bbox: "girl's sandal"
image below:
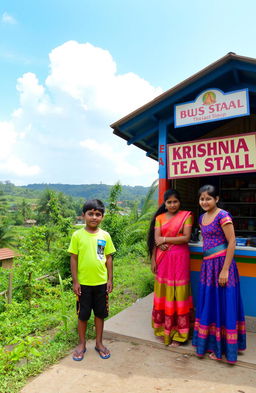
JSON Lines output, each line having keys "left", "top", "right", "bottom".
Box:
{"left": 208, "top": 352, "right": 218, "bottom": 360}
{"left": 170, "top": 340, "right": 180, "bottom": 347}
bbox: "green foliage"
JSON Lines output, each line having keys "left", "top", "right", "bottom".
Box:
{"left": 57, "top": 217, "right": 73, "bottom": 235}
{"left": 11, "top": 211, "right": 24, "bottom": 226}
{"left": 13, "top": 227, "right": 46, "bottom": 304}
{"left": 36, "top": 189, "right": 76, "bottom": 226}
{"left": 107, "top": 181, "right": 122, "bottom": 214}
{"left": 102, "top": 213, "right": 128, "bottom": 250}
{"left": 0, "top": 181, "right": 154, "bottom": 209}
{"left": 0, "top": 237, "right": 154, "bottom": 392}
{"left": 41, "top": 224, "right": 59, "bottom": 252}
{"left": 22, "top": 182, "right": 154, "bottom": 201}
{"left": 58, "top": 273, "right": 72, "bottom": 339}
{"left": 0, "top": 282, "right": 76, "bottom": 345}
{"left": 0, "top": 218, "right": 16, "bottom": 248}
{"left": 18, "top": 199, "right": 32, "bottom": 222}
{"left": 50, "top": 239, "right": 71, "bottom": 279}
{"left": 3, "top": 335, "right": 42, "bottom": 370}
{"left": 102, "top": 182, "right": 129, "bottom": 249}
{"left": 119, "top": 180, "right": 158, "bottom": 255}
{"left": 139, "top": 179, "right": 158, "bottom": 217}
{"left": 0, "top": 181, "right": 41, "bottom": 206}
{"left": 0, "top": 180, "right": 158, "bottom": 392}
{"left": 109, "top": 254, "right": 153, "bottom": 315}
{"left": 37, "top": 189, "right": 61, "bottom": 225}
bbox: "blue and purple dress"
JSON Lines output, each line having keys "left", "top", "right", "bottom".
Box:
{"left": 192, "top": 209, "right": 246, "bottom": 363}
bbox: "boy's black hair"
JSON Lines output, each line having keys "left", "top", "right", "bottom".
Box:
{"left": 82, "top": 199, "right": 105, "bottom": 215}
{"left": 147, "top": 189, "right": 181, "bottom": 257}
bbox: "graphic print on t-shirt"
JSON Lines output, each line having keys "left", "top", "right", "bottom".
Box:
{"left": 97, "top": 239, "right": 106, "bottom": 260}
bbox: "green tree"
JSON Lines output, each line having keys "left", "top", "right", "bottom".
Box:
{"left": 125, "top": 180, "right": 158, "bottom": 247}
{"left": 0, "top": 219, "right": 16, "bottom": 248}
{"left": 17, "top": 226, "right": 45, "bottom": 305}
{"left": 37, "top": 189, "right": 76, "bottom": 225}
{"left": 107, "top": 181, "right": 122, "bottom": 214}
{"left": 42, "top": 225, "right": 59, "bottom": 252}
{"left": 18, "top": 199, "right": 32, "bottom": 222}
{"left": 37, "top": 189, "right": 62, "bottom": 224}
{"left": 72, "top": 197, "right": 84, "bottom": 216}
{"left": 0, "top": 190, "right": 8, "bottom": 217}
{"left": 102, "top": 182, "right": 128, "bottom": 249}
{"left": 11, "top": 211, "right": 24, "bottom": 225}
{"left": 51, "top": 236, "right": 71, "bottom": 278}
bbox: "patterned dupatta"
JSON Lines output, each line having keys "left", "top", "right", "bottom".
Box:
{"left": 155, "top": 210, "right": 191, "bottom": 265}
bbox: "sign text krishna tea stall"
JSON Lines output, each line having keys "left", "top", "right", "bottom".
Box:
{"left": 168, "top": 133, "right": 256, "bottom": 178}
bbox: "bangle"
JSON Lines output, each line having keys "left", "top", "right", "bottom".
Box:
{"left": 164, "top": 237, "right": 166, "bottom": 243}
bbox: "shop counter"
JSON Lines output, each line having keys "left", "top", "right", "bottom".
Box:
{"left": 189, "top": 242, "right": 256, "bottom": 317}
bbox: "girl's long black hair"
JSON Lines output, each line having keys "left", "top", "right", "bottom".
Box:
{"left": 198, "top": 184, "right": 219, "bottom": 198}
{"left": 147, "top": 189, "right": 181, "bottom": 258}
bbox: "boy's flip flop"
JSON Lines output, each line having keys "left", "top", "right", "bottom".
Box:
{"left": 72, "top": 348, "right": 86, "bottom": 361}
{"left": 95, "top": 346, "right": 111, "bottom": 359}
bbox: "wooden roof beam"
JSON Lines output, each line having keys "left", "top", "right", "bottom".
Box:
{"left": 127, "top": 126, "right": 158, "bottom": 145}
{"left": 233, "top": 69, "right": 240, "bottom": 84}
{"left": 146, "top": 149, "right": 158, "bottom": 159}
{"left": 168, "top": 134, "right": 179, "bottom": 143}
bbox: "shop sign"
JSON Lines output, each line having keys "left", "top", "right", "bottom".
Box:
{"left": 174, "top": 88, "right": 249, "bottom": 128}
{"left": 167, "top": 133, "right": 256, "bottom": 179}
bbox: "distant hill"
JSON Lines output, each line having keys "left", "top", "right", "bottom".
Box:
{"left": 21, "top": 183, "right": 155, "bottom": 201}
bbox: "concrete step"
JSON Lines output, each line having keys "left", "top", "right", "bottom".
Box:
{"left": 104, "top": 293, "right": 256, "bottom": 369}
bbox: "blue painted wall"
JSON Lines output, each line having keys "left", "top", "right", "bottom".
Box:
{"left": 190, "top": 271, "right": 256, "bottom": 317}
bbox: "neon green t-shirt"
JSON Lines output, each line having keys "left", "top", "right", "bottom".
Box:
{"left": 68, "top": 227, "right": 116, "bottom": 286}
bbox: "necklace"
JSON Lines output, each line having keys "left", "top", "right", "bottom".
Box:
{"left": 206, "top": 207, "right": 218, "bottom": 217}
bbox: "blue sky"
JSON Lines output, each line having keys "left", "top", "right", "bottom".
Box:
{"left": 1, "top": 0, "right": 256, "bottom": 186}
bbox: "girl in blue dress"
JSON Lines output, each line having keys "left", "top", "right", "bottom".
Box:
{"left": 192, "top": 185, "right": 246, "bottom": 363}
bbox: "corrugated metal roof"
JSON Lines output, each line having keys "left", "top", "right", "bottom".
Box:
{"left": 0, "top": 248, "right": 16, "bottom": 261}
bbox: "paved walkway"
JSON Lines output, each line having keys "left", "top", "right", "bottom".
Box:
{"left": 104, "top": 293, "right": 256, "bottom": 368}
{"left": 20, "top": 293, "right": 256, "bottom": 393}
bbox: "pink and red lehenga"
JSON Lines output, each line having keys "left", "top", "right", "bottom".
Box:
{"left": 152, "top": 210, "right": 194, "bottom": 345}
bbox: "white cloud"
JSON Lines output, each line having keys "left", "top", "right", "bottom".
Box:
{"left": 80, "top": 138, "right": 158, "bottom": 179}
{"left": 0, "top": 121, "right": 17, "bottom": 159}
{"left": 2, "top": 41, "right": 161, "bottom": 186}
{"left": 0, "top": 121, "right": 41, "bottom": 177}
{"left": 0, "top": 156, "right": 40, "bottom": 176}
{"left": 46, "top": 40, "right": 162, "bottom": 116}
{"left": 16, "top": 72, "right": 62, "bottom": 115}
{"left": 1, "top": 12, "right": 17, "bottom": 25}
{"left": 80, "top": 138, "right": 136, "bottom": 175}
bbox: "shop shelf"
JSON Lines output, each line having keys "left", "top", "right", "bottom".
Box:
{"left": 232, "top": 216, "right": 256, "bottom": 219}
{"left": 222, "top": 202, "right": 256, "bottom": 204}
{"left": 235, "top": 229, "right": 256, "bottom": 232}
{"left": 221, "top": 187, "right": 256, "bottom": 191}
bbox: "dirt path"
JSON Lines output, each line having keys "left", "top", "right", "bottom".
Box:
{"left": 20, "top": 339, "right": 256, "bottom": 393}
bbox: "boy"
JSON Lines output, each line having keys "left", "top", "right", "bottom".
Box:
{"left": 68, "top": 199, "right": 115, "bottom": 360}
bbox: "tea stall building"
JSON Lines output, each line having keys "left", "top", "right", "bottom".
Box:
{"left": 111, "top": 53, "right": 256, "bottom": 326}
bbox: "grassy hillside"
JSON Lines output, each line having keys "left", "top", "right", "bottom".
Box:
{"left": 0, "top": 181, "right": 155, "bottom": 203}
{"left": 22, "top": 183, "right": 154, "bottom": 201}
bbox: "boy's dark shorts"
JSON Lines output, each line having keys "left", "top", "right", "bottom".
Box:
{"left": 77, "top": 284, "right": 109, "bottom": 321}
